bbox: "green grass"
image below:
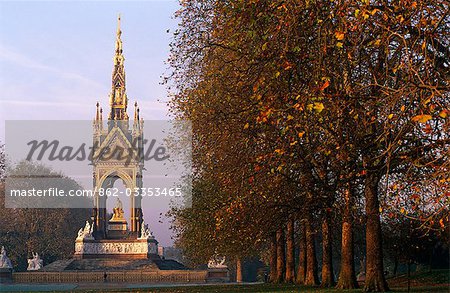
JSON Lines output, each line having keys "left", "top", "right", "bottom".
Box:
{"left": 388, "top": 269, "right": 449, "bottom": 285}
{"left": 2, "top": 270, "right": 448, "bottom": 292}
{"left": 72, "top": 283, "right": 450, "bottom": 293}
{"left": 77, "top": 270, "right": 449, "bottom": 292}
{"left": 2, "top": 283, "right": 448, "bottom": 293}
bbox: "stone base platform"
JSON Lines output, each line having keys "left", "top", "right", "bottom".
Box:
{"left": 12, "top": 259, "right": 207, "bottom": 284}
{"left": 41, "top": 258, "right": 187, "bottom": 272}
{"left": 42, "top": 259, "right": 159, "bottom": 272}
{"left": 11, "top": 260, "right": 229, "bottom": 284}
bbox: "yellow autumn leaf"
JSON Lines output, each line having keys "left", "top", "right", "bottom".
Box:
{"left": 336, "top": 42, "right": 343, "bottom": 49}
{"left": 287, "top": 115, "right": 294, "bottom": 120}
{"left": 313, "top": 102, "right": 325, "bottom": 113}
{"left": 262, "top": 42, "right": 268, "bottom": 51}
{"left": 423, "top": 98, "right": 431, "bottom": 105}
{"left": 335, "top": 31, "right": 345, "bottom": 41}
{"left": 388, "top": 114, "right": 394, "bottom": 119}
{"left": 274, "top": 149, "right": 284, "bottom": 155}
{"left": 439, "top": 110, "right": 448, "bottom": 118}
{"left": 244, "top": 123, "right": 249, "bottom": 129}
{"left": 412, "top": 114, "right": 432, "bottom": 123}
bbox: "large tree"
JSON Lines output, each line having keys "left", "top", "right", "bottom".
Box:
{"left": 167, "top": 1, "right": 449, "bottom": 291}
{"left": 0, "top": 159, "right": 90, "bottom": 271}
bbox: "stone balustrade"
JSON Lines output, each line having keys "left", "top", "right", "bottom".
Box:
{"left": 13, "top": 270, "right": 208, "bottom": 283}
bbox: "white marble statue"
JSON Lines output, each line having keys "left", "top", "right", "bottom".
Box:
{"left": 116, "top": 197, "right": 123, "bottom": 210}
{"left": 27, "top": 252, "right": 43, "bottom": 271}
{"left": 76, "top": 220, "right": 94, "bottom": 240}
{"left": 138, "top": 220, "right": 153, "bottom": 239}
{"left": 207, "top": 255, "right": 227, "bottom": 269}
{"left": 0, "top": 246, "right": 13, "bottom": 269}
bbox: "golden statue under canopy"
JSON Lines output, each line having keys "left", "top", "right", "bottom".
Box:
{"left": 111, "top": 198, "right": 125, "bottom": 221}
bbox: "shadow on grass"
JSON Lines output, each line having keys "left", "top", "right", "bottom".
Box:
{"left": 73, "top": 282, "right": 449, "bottom": 293}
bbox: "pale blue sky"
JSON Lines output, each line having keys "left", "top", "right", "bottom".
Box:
{"left": 0, "top": 1, "right": 181, "bottom": 246}
{"left": 0, "top": 0, "right": 179, "bottom": 139}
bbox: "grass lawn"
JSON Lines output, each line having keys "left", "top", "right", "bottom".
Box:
{"left": 2, "top": 270, "right": 448, "bottom": 292}
{"left": 3, "top": 283, "right": 448, "bottom": 293}
{"left": 76, "top": 269, "right": 449, "bottom": 292}
{"left": 72, "top": 282, "right": 450, "bottom": 293}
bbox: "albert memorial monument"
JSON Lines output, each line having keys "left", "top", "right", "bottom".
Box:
{"left": 73, "top": 15, "right": 158, "bottom": 261}
{"left": 2, "top": 16, "right": 229, "bottom": 284}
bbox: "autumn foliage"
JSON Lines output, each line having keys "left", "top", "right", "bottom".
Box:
{"left": 167, "top": 0, "right": 449, "bottom": 291}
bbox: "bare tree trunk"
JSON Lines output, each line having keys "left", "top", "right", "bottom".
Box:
{"left": 236, "top": 257, "right": 243, "bottom": 283}
{"left": 305, "top": 216, "right": 319, "bottom": 286}
{"left": 364, "top": 171, "right": 389, "bottom": 292}
{"left": 321, "top": 211, "right": 334, "bottom": 287}
{"left": 269, "top": 232, "right": 277, "bottom": 283}
{"left": 276, "top": 227, "right": 285, "bottom": 283}
{"left": 285, "top": 218, "right": 295, "bottom": 282}
{"left": 337, "top": 186, "right": 358, "bottom": 289}
{"left": 296, "top": 221, "right": 307, "bottom": 284}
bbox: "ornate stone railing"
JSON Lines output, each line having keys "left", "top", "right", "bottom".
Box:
{"left": 12, "top": 270, "right": 208, "bottom": 283}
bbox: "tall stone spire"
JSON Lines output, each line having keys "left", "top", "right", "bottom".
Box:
{"left": 109, "top": 14, "right": 128, "bottom": 120}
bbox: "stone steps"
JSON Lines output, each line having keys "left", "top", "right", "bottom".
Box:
{"left": 65, "top": 259, "right": 159, "bottom": 271}
{"left": 41, "top": 259, "right": 75, "bottom": 272}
